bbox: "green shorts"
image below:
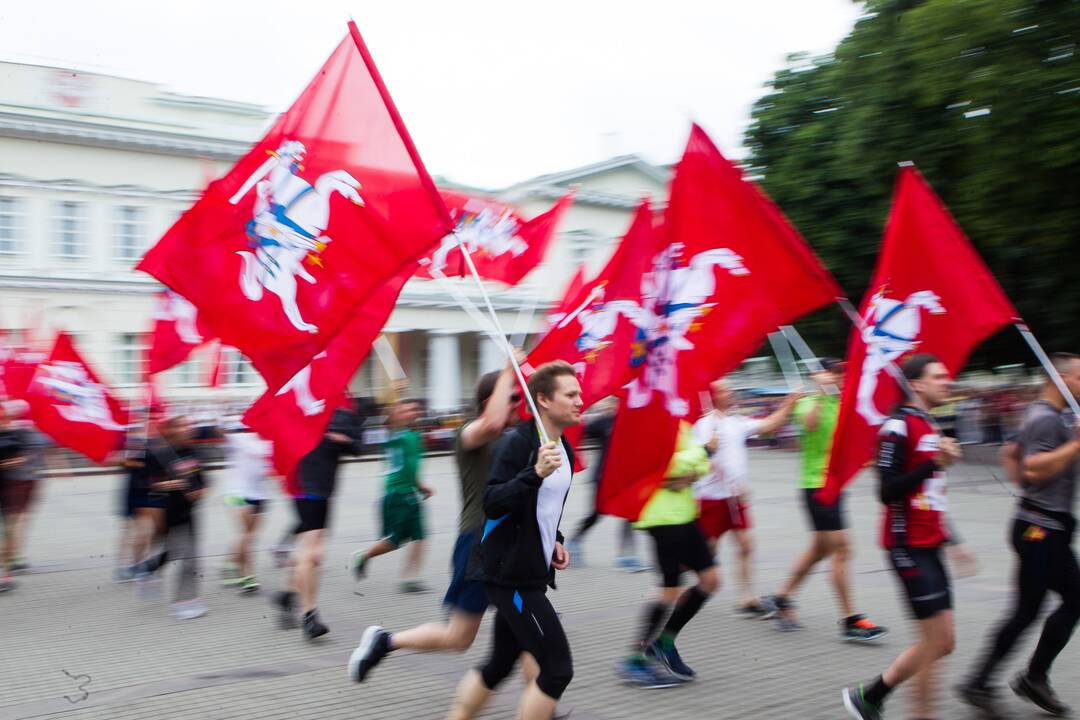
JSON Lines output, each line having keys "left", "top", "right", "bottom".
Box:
{"left": 382, "top": 492, "right": 425, "bottom": 546}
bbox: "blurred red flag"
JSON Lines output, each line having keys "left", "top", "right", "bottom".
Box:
{"left": 545, "top": 264, "right": 587, "bottom": 327}
{"left": 146, "top": 290, "right": 212, "bottom": 376}
{"left": 205, "top": 342, "right": 226, "bottom": 389}
{"left": 0, "top": 335, "right": 45, "bottom": 401}
{"left": 416, "top": 191, "right": 573, "bottom": 285}
{"left": 527, "top": 200, "right": 663, "bottom": 408}
{"left": 243, "top": 266, "right": 414, "bottom": 483}
{"left": 599, "top": 124, "right": 841, "bottom": 520}
{"left": 25, "top": 333, "right": 127, "bottom": 464}
{"left": 137, "top": 23, "right": 453, "bottom": 391}
{"left": 818, "top": 165, "right": 1017, "bottom": 504}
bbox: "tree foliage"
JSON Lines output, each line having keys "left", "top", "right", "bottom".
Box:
{"left": 746, "top": 0, "right": 1080, "bottom": 365}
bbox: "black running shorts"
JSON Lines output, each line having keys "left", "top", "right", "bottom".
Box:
{"left": 803, "top": 488, "right": 847, "bottom": 532}
{"left": 647, "top": 521, "right": 716, "bottom": 588}
{"left": 294, "top": 498, "right": 330, "bottom": 533}
{"left": 888, "top": 545, "right": 952, "bottom": 620}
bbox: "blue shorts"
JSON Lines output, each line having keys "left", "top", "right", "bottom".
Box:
{"left": 442, "top": 530, "right": 489, "bottom": 615}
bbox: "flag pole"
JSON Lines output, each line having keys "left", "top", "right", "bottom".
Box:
{"left": 452, "top": 231, "right": 549, "bottom": 445}
{"left": 510, "top": 291, "right": 542, "bottom": 349}
{"left": 767, "top": 331, "right": 803, "bottom": 391}
{"left": 779, "top": 325, "right": 839, "bottom": 395}
{"left": 1015, "top": 321, "right": 1080, "bottom": 417}
{"left": 428, "top": 267, "right": 504, "bottom": 346}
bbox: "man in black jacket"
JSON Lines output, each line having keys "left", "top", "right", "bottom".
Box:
{"left": 274, "top": 405, "right": 363, "bottom": 639}
{"left": 447, "top": 360, "right": 582, "bottom": 720}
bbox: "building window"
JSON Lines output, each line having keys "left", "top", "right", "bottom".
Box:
{"left": 115, "top": 332, "right": 148, "bottom": 386}
{"left": 222, "top": 346, "right": 256, "bottom": 386}
{"left": 0, "top": 197, "right": 23, "bottom": 256}
{"left": 54, "top": 201, "right": 88, "bottom": 259}
{"left": 563, "top": 230, "right": 596, "bottom": 267}
{"left": 114, "top": 206, "right": 146, "bottom": 261}
{"left": 170, "top": 356, "right": 201, "bottom": 388}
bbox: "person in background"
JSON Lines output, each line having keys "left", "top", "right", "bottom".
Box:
{"left": 221, "top": 427, "right": 274, "bottom": 594}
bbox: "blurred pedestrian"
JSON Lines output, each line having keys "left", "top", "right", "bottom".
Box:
{"left": 221, "top": 428, "right": 273, "bottom": 594}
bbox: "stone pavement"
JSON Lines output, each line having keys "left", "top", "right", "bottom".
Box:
{"left": 1, "top": 448, "right": 1076, "bottom": 719}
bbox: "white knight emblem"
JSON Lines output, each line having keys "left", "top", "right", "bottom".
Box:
{"left": 34, "top": 361, "right": 123, "bottom": 430}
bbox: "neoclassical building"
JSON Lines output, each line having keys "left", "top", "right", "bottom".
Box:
{"left": 0, "top": 60, "right": 668, "bottom": 412}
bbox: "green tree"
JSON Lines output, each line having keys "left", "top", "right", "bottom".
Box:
{"left": 747, "top": 0, "right": 1080, "bottom": 365}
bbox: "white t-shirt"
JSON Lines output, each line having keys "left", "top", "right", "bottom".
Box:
{"left": 691, "top": 412, "right": 764, "bottom": 500}
{"left": 224, "top": 432, "right": 274, "bottom": 501}
{"left": 536, "top": 441, "right": 572, "bottom": 568}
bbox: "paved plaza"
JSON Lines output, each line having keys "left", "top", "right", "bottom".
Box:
{"left": 1, "top": 448, "right": 1076, "bottom": 719}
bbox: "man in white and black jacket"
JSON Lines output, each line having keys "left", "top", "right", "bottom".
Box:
{"left": 447, "top": 360, "right": 582, "bottom": 720}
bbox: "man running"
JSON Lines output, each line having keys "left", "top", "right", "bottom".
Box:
{"left": 960, "top": 352, "right": 1080, "bottom": 717}
{"left": 843, "top": 354, "right": 962, "bottom": 720}
{"left": 618, "top": 420, "right": 716, "bottom": 688}
{"left": 761, "top": 359, "right": 887, "bottom": 640}
{"left": 221, "top": 428, "right": 274, "bottom": 594}
{"left": 692, "top": 378, "right": 798, "bottom": 617}
{"left": 349, "top": 356, "right": 522, "bottom": 682}
{"left": 351, "top": 398, "right": 433, "bottom": 593}
{"left": 274, "top": 405, "right": 363, "bottom": 640}
{"left": 443, "top": 360, "right": 581, "bottom": 720}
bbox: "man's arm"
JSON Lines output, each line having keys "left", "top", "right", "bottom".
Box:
{"left": 755, "top": 392, "right": 801, "bottom": 436}
{"left": 999, "top": 440, "right": 1022, "bottom": 486}
{"left": 461, "top": 351, "right": 524, "bottom": 452}
{"left": 877, "top": 418, "right": 937, "bottom": 504}
{"left": 483, "top": 432, "right": 543, "bottom": 518}
{"left": 1022, "top": 417, "right": 1080, "bottom": 484}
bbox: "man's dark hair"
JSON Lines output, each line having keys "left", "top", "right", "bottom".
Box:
{"left": 902, "top": 353, "right": 942, "bottom": 381}
{"left": 527, "top": 361, "right": 576, "bottom": 406}
{"left": 475, "top": 371, "right": 500, "bottom": 414}
{"left": 1050, "top": 352, "right": 1080, "bottom": 376}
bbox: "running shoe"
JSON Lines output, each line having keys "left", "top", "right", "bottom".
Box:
{"left": 646, "top": 640, "right": 696, "bottom": 681}
{"left": 842, "top": 686, "right": 883, "bottom": 720}
{"left": 239, "top": 576, "right": 260, "bottom": 594}
{"left": 274, "top": 590, "right": 298, "bottom": 629}
{"left": 955, "top": 682, "right": 1005, "bottom": 716}
{"left": 351, "top": 550, "right": 368, "bottom": 580}
{"left": 399, "top": 579, "right": 429, "bottom": 594}
{"left": 7, "top": 558, "right": 29, "bottom": 574}
{"left": 842, "top": 615, "right": 888, "bottom": 642}
{"left": 172, "top": 598, "right": 208, "bottom": 620}
{"left": 303, "top": 610, "right": 329, "bottom": 640}
{"left": 616, "top": 657, "right": 683, "bottom": 689}
{"left": 348, "top": 625, "right": 391, "bottom": 683}
{"left": 220, "top": 563, "right": 242, "bottom": 587}
{"left": 0, "top": 574, "right": 15, "bottom": 593}
{"left": 772, "top": 613, "right": 804, "bottom": 632}
{"left": 113, "top": 566, "right": 136, "bottom": 584}
{"left": 1011, "top": 672, "right": 1071, "bottom": 717}
{"left": 732, "top": 600, "right": 770, "bottom": 619}
{"left": 615, "top": 556, "right": 651, "bottom": 573}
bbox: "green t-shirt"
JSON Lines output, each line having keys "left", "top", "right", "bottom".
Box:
{"left": 793, "top": 394, "right": 839, "bottom": 490}
{"left": 634, "top": 422, "right": 708, "bottom": 529}
{"left": 383, "top": 429, "right": 423, "bottom": 495}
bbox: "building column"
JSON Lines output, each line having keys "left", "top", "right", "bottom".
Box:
{"left": 427, "top": 330, "right": 462, "bottom": 413}
{"left": 478, "top": 334, "right": 504, "bottom": 375}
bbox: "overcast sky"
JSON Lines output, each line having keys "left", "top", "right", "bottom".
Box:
{"left": 0, "top": 1, "right": 861, "bottom": 188}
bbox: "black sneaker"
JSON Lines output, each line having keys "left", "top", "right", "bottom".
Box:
{"left": 646, "top": 640, "right": 696, "bottom": 681}
{"left": 842, "top": 615, "right": 888, "bottom": 642}
{"left": 351, "top": 550, "right": 367, "bottom": 581}
{"left": 733, "top": 600, "right": 770, "bottom": 619}
{"left": 955, "top": 682, "right": 1005, "bottom": 717}
{"left": 1011, "top": 672, "right": 1071, "bottom": 717}
{"left": 348, "top": 625, "right": 391, "bottom": 683}
{"left": 842, "top": 686, "right": 883, "bottom": 720}
{"left": 274, "top": 591, "right": 298, "bottom": 629}
{"left": 303, "top": 610, "right": 329, "bottom": 640}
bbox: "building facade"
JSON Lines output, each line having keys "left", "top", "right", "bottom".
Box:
{"left": 0, "top": 61, "right": 668, "bottom": 413}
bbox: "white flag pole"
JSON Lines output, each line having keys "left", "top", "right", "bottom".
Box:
{"left": 452, "top": 231, "right": 549, "bottom": 445}
{"left": 510, "top": 291, "right": 542, "bottom": 349}
{"left": 767, "top": 331, "right": 803, "bottom": 391}
{"left": 779, "top": 325, "right": 838, "bottom": 395}
{"left": 372, "top": 334, "right": 408, "bottom": 384}
{"left": 1015, "top": 321, "right": 1080, "bottom": 417}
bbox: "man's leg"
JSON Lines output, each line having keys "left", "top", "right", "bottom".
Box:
{"left": 386, "top": 611, "right": 484, "bottom": 652}
{"left": 447, "top": 669, "right": 494, "bottom": 720}
{"left": 733, "top": 528, "right": 755, "bottom": 607}
{"left": 294, "top": 528, "right": 325, "bottom": 613}
{"left": 828, "top": 531, "right": 856, "bottom": 618}
{"left": 449, "top": 606, "right": 522, "bottom": 720}
{"left": 403, "top": 539, "right": 427, "bottom": 582}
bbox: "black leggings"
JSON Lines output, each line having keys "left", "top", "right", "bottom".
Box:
{"left": 479, "top": 585, "right": 573, "bottom": 700}
{"left": 973, "top": 518, "right": 1080, "bottom": 685}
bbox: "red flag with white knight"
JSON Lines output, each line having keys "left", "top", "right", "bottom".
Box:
{"left": 598, "top": 124, "right": 842, "bottom": 520}
{"left": 527, "top": 200, "right": 663, "bottom": 408}
{"left": 416, "top": 190, "right": 573, "bottom": 285}
{"left": 818, "top": 165, "right": 1018, "bottom": 504}
{"left": 137, "top": 23, "right": 453, "bottom": 391}
{"left": 146, "top": 290, "right": 213, "bottom": 376}
{"left": 244, "top": 266, "right": 414, "bottom": 483}
{"left": 24, "top": 333, "right": 127, "bottom": 464}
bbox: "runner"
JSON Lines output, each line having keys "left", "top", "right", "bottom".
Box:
{"left": 959, "top": 352, "right": 1080, "bottom": 717}
{"left": 349, "top": 357, "right": 525, "bottom": 682}
{"left": 0, "top": 401, "right": 22, "bottom": 593}
{"left": 842, "top": 354, "right": 962, "bottom": 720}
{"left": 0, "top": 401, "right": 47, "bottom": 574}
{"left": 220, "top": 428, "right": 274, "bottom": 594}
{"left": 351, "top": 398, "right": 433, "bottom": 593}
{"left": 443, "top": 360, "right": 581, "bottom": 720}
{"left": 760, "top": 359, "right": 888, "bottom": 640}
{"left": 617, "top": 420, "right": 716, "bottom": 688}
{"left": 565, "top": 397, "right": 647, "bottom": 572}
{"left": 691, "top": 378, "right": 798, "bottom": 617}
{"left": 275, "top": 404, "right": 363, "bottom": 639}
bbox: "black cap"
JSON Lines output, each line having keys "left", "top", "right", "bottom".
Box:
{"left": 818, "top": 357, "right": 844, "bottom": 373}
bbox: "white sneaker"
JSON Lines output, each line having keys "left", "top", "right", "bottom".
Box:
{"left": 172, "top": 598, "right": 208, "bottom": 620}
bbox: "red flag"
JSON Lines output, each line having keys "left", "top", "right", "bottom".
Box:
{"left": 546, "top": 264, "right": 587, "bottom": 327}
{"left": 818, "top": 165, "right": 1018, "bottom": 504}
{"left": 416, "top": 191, "right": 573, "bottom": 285}
{"left": 24, "top": 333, "right": 127, "bottom": 464}
{"left": 137, "top": 23, "right": 453, "bottom": 391}
{"left": 243, "top": 266, "right": 414, "bottom": 483}
{"left": 527, "top": 200, "right": 663, "bottom": 407}
{"left": 0, "top": 336, "right": 45, "bottom": 401}
{"left": 146, "top": 290, "right": 212, "bottom": 376}
{"left": 598, "top": 124, "right": 842, "bottom": 520}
